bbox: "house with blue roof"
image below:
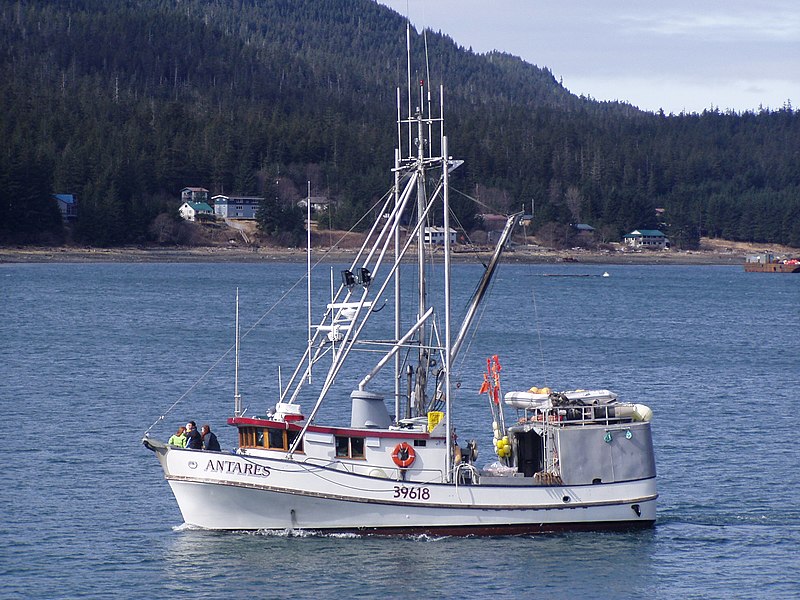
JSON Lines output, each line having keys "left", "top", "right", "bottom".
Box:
{"left": 53, "top": 194, "right": 78, "bottom": 221}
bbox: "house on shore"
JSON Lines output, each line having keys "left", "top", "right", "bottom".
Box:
{"left": 179, "top": 201, "right": 214, "bottom": 222}
{"left": 212, "top": 195, "right": 263, "bottom": 219}
{"left": 623, "top": 229, "right": 669, "bottom": 250}
{"left": 297, "top": 196, "right": 334, "bottom": 212}
{"left": 424, "top": 226, "right": 457, "bottom": 246}
{"left": 181, "top": 187, "right": 210, "bottom": 204}
{"left": 571, "top": 223, "right": 595, "bottom": 234}
{"left": 53, "top": 194, "right": 78, "bottom": 221}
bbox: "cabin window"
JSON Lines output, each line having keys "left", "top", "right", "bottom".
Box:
{"left": 350, "top": 437, "right": 365, "bottom": 458}
{"left": 287, "top": 430, "right": 304, "bottom": 453}
{"left": 239, "top": 427, "right": 255, "bottom": 447}
{"left": 335, "top": 436, "right": 349, "bottom": 458}
{"left": 335, "top": 436, "right": 365, "bottom": 459}
{"left": 239, "top": 426, "right": 305, "bottom": 453}
{"left": 268, "top": 428, "right": 285, "bottom": 450}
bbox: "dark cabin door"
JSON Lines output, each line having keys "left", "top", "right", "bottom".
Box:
{"left": 516, "top": 430, "right": 544, "bottom": 477}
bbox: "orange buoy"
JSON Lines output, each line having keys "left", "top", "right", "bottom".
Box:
{"left": 391, "top": 442, "right": 416, "bottom": 468}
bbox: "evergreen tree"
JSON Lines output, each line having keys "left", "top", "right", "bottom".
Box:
{"left": 0, "top": 0, "right": 797, "bottom": 248}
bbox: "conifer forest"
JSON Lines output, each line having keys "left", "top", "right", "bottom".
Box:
{"left": 1, "top": 0, "right": 798, "bottom": 248}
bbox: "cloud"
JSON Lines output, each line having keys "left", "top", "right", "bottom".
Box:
{"left": 377, "top": 1, "right": 799, "bottom": 113}
{"left": 621, "top": 12, "right": 800, "bottom": 41}
{"left": 564, "top": 74, "right": 799, "bottom": 113}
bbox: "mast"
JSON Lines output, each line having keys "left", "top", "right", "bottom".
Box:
{"left": 442, "top": 92, "right": 453, "bottom": 482}
{"left": 394, "top": 144, "right": 402, "bottom": 424}
{"left": 306, "top": 181, "right": 312, "bottom": 383}
{"left": 414, "top": 81, "right": 428, "bottom": 417}
{"left": 234, "top": 288, "right": 241, "bottom": 417}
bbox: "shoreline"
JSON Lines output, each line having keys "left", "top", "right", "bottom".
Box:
{"left": 0, "top": 244, "right": 750, "bottom": 266}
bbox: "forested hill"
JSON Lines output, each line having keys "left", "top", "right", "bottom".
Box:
{"left": 1, "top": 0, "right": 798, "bottom": 248}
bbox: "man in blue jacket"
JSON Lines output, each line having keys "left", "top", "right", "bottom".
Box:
{"left": 185, "top": 421, "right": 203, "bottom": 449}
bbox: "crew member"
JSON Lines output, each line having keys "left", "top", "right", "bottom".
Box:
{"left": 185, "top": 421, "right": 203, "bottom": 449}
{"left": 201, "top": 424, "right": 221, "bottom": 451}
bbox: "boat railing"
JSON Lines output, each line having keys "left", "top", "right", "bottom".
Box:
{"left": 330, "top": 458, "right": 445, "bottom": 483}
{"left": 519, "top": 404, "right": 636, "bottom": 427}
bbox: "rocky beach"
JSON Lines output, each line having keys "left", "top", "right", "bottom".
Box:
{"left": 2, "top": 237, "right": 792, "bottom": 266}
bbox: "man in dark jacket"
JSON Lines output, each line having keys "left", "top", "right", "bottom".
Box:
{"left": 201, "top": 424, "right": 221, "bottom": 451}
{"left": 185, "top": 421, "right": 203, "bottom": 449}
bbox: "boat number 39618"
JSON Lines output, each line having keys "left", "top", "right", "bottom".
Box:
{"left": 393, "top": 485, "right": 430, "bottom": 500}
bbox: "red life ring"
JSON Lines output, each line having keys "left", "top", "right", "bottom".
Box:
{"left": 391, "top": 442, "right": 416, "bottom": 468}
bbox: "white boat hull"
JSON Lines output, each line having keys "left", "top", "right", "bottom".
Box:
{"left": 150, "top": 443, "right": 656, "bottom": 534}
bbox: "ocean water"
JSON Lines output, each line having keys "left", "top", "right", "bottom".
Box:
{"left": 1, "top": 260, "right": 798, "bottom": 599}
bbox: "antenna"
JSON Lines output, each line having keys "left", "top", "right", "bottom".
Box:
{"left": 424, "top": 29, "right": 433, "bottom": 157}
{"left": 396, "top": 86, "right": 402, "bottom": 160}
{"left": 406, "top": 21, "right": 412, "bottom": 157}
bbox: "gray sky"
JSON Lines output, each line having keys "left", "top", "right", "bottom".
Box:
{"left": 377, "top": 0, "right": 799, "bottom": 114}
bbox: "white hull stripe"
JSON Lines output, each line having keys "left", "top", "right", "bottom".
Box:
{"left": 165, "top": 474, "right": 657, "bottom": 511}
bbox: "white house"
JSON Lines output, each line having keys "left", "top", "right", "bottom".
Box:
{"left": 623, "top": 229, "right": 669, "bottom": 250}
{"left": 179, "top": 201, "right": 214, "bottom": 222}
{"left": 212, "top": 195, "right": 263, "bottom": 219}
{"left": 297, "top": 196, "right": 334, "bottom": 212}
{"left": 424, "top": 226, "right": 457, "bottom": 245}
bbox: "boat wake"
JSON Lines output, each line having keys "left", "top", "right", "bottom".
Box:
{"left": 173, "top": 523, "right": 453, "bottom": 541}
{"left": 172, "top": 522, "right": 207, "bottom": 532}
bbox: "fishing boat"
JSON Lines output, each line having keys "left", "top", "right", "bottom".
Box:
{"left": 143, "top": 32, "right": 657, "bottom": 535}
{"left": 744, "top": 253, "right": 800, "bottom": 273}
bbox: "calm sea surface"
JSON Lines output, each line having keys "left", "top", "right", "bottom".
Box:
{"left": 1, "top": 261, "right": 798, "bottom": 599}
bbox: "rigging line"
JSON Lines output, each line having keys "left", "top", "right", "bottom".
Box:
{"left": 143, "top": 276, "right": 307, "bottom": 435}
{"left": 236, "top": 452, "right": 339, "bottom": 474}
{"left": 446, "top": 204, "right": 488, "bottom": 268}
{"left": 453, "top": 262, "right": 500, "bottom": 376}
{"left": 144, "top": 189, "right": 395, "bottom": 435}
{"left": 448, "top": 184, "right": 501, "bottom": 215}
{"left": 530, "top": 284, "right": 549, "bottom": 388}
{"left": 318, "top": 187, "right": 394, "bottom": 260}
{"left": 446, "top": 205, "right": 469, "bottom": 245}
{"left": 447, "top": 186, "right": 515, "bottom": 268}
{"left": 296, "top": 458, "right": 442, "bottom": 491}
